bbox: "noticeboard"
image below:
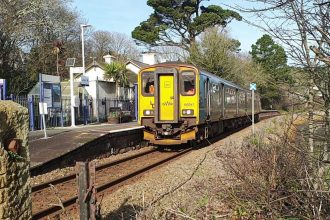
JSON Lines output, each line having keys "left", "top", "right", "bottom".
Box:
{"left": 39, "top": 74, "right": 62, "bottom": 109}
{"left": 43, "top": 84, "right": 53, "bottom": 108}
{"left": 52, "top": 84, "right": 61, "bottom": 108}
{"left": 80, "top": 75, "right": 89, "bottom": 86}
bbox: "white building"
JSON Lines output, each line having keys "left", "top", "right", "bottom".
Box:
{"left": 75, "top": 53, "right": 155, "bottom": 121}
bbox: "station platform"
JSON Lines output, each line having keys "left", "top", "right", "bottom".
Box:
{"left": 29, "top": 122, "right": 143, "bottom": 169}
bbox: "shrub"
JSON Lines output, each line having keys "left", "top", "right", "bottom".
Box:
{"left": 217, "top": 121, "right": 330, "bottom": 219}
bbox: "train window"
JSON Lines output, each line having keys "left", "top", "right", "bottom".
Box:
{"left": 212, "top": 84, "right": 220, "bottom": 106}
{"left": 181, "top": 71, "right": 195, "bottom": 95}
{"left": 142, "top": 72, "right": 154, "bottom": 96}
{"left": 225, "top": 87, "right": 236, "bottom": 104}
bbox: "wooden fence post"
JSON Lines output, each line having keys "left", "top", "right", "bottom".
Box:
{"left": 89, "top": 161, "right": 97, "bottom": 220}
{"left": 77, "top": 162, "right": 89, "bottom": 220}
{"left": 76, "top": 161, "right": 97, "bottom": 220}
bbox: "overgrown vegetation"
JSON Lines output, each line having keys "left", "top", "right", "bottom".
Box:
{"left": 129, "top": 116, "right": 330, "bottom": 219}
{"left": 217, "top": 118, "right": 330, "bottom": 219}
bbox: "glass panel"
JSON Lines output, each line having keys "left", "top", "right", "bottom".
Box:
{"left": 181, "top": 71, "right": 195, "bottom": 95}
{"left": 142, "top": 72, "right": 154, "bottom": 96}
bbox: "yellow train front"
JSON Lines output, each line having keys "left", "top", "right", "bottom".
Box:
{"left": 138, "top": 62, "right": 261, "bottom": 145}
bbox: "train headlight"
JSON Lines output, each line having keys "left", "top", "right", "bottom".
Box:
{"left": 143, "top": 110, "right": 154, "bottom": 116}
{"left": 182, "top": 109, "right": 194, "bottom": 115}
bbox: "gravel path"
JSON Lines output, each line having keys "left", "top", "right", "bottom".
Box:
{"left": 99, "top": 116, "right": 284, "bottom": 219}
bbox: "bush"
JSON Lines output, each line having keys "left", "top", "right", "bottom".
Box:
{"left": 217, "top": 120, "right": 330, "bottom": 219}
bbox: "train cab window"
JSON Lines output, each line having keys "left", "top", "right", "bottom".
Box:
{"left": 181, "top": 71, "right": 195, "bottom": 95}
{"left": 142, "top": 72, "right": 154, "bottom": 96}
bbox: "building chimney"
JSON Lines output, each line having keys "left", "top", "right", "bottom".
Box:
{"left": 103, "top": 54, "right": 115, "bottom": 64}
{"left": 142, "top": 52, "right": 156, "bottom": 65}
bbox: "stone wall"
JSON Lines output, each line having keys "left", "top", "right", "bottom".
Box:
{"left": 0, "top": 101, "right": 31, "bottom": 219}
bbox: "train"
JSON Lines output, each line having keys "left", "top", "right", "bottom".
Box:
{"left": 137, "top": 62, "right": 261, "bottom": 145}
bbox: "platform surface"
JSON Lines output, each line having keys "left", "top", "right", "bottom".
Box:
{"left": 29, "top": 122, "right": 142, "bottom": 168}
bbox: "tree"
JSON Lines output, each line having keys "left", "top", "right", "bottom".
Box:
{"left": 154, "top": 45, "right": 189, "bottom": 62}
{"left": 132, "top": 0, "right": 242, "bottom": 50}
{"left": 104, "top": 61, "right": 129, "bottom": 87}
{"left": 104, "top": 61, "right": 131, "bottom": 100}
{"left": 251, "top": 35, "right": 288, "bottom": 79}
{"left": 238, "top": 0, "right": 330, "bottom": 154}
{"left": 90, "top": 31, "right": 112, "bottom": 61}
{"left": 0, "top": 0, "right": 82, "bottom": 94}
{"left": 90, "top": 31, "right": 140, "bottom": 63}
{"left": 250, "top": 34, "right": 292, "bottom": 109}
{"left": 189, "top": 28, "right": 241, "bottom": 80}
{"left": 234, "top": 2, "right": 330, "bottom": 217}
{"left": 189, "top": 28, "right": 266, "bottom": 88}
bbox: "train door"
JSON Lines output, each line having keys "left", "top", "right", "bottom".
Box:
{"left": 159, "top": 75, "right": 174, "bottom": 121}
{"left": 220, "top": 83, "right": 224, "bottom": 118}
{"left": 205, "top": 78, "right": 211, "bottom": 118}
{"left": 223, "top": 86, "right": 228, "bottom": 118}
{"left": 154, "top": 68, "right": 178, "bottom": 123}
{"left": 0, "top": 85, "right": 3, "bottom": 100}
{"left": 199, "top": 75, "right": 207, "bottom": 122}
{"left": 244, "top": 91, "right": 248, "bottom": 115}
{"left": 236, "top": 89, "right": 239, "bottom": 115}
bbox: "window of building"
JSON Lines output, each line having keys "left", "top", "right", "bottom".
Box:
{"left": 181, "top": 71, "right": 195, "bottom": 95}
{"left": 142, "top": 72, "right": 154, "bottom": 96}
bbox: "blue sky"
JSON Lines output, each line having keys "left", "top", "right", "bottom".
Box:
{"left": 71, "top": 0, "right": 264, "bottom": 53}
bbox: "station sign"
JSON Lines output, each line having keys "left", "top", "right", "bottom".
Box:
{"left": 0, "top": 79, "right": 6, "bottom": 100}
{"left": 80, "top": 75, "right": 89, "bottom": 86}
{"left": 250, "top": 83, "right": 257, "bottom": 91}
{"left": 39, "top": 102, "right": 48, "bottom": 115}
{"left": 40, "top": 74, "right": 60, "bottom": 83}
{"left": 71, "top": 67, "right": 84, "bottom": 74}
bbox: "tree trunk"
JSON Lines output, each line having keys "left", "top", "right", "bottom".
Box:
{"left": 308, "top": 83, "right": 314, "bottom": 153}
{"left": 324, "top": 103, "right": 330, "bottom": 161}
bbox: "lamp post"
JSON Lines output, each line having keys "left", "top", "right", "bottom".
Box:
{"left": 81, "top": 24, "right": 91, "bottom": 125}
{"left": 80, "top": 24, "right": 91, "bottom": 75}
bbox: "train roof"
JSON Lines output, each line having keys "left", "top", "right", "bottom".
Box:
{"left": 142, "top": 62, "right": 196, "bottom": 70}
{"left": 140, "top": 62, "right": 248, "bottom": 91}
{"left": 199, "top": 70, "right": 247, "bottom": 91}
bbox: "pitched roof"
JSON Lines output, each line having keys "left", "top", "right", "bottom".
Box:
{"left": 83, "top": 60, "right": 138, "bottom": 85}
{"left": 85, "top": 61, "right": 105, "bottom": 71}
{"left": 126, "top": 59, "right": 149, "bottom": 68}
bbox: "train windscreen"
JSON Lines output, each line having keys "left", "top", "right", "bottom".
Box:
{"left": 180, "top": 71, "right": 195, "bottom": 95}
{"left": 142, "top": 72, "right": 154, "bottom": 96}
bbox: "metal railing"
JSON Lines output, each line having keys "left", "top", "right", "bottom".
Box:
{"left": 9, "top": 95, "right": 135, "bottom": 130}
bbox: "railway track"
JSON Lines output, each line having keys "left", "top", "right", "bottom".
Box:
{"left": 31, "top": 147, "right": 192, "bottom": 219}
{"left": 31, "top": 110, "right": 279, "bottom": 219}
{"left": 259, "top": 110, "right": 280, "bottom": 119}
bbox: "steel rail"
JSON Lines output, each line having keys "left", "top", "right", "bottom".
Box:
{"left": 32, "top": 111, "right": 279, "bottom": 192}
{"left": 32, "top": 148, "right": 157, "bottom": 192}
{"left": 97, "top": 148, "right": 192, "bottom": 193}
{"left": 32, "top": 111, "right": 280, "bottom": 219}
{"left": 31, "top": 148, "right": 192, "bottom": 219}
